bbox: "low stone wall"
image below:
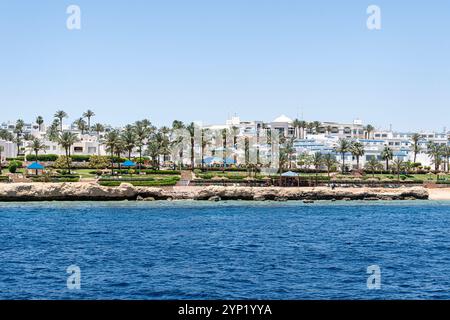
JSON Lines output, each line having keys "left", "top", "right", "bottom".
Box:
{"left": 0, "top": 182, "right": 429, "bottom": 202}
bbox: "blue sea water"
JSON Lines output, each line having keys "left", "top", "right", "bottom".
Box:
{"left": 1, "top": 200, "right": 450, "bottom": 300}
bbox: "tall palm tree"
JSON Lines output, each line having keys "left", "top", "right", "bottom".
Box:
{"left": 93, "top": 123, "right": 105, "bottom": 136}
{"left": 299, "top": 121, "right": 307, "bottom": 139}
{"left": 323, "top": 153, "right": 337, "bottom": 177}
{"left": 443, "top": 146, "right": 450, "bottom": 173}
{"left": 0, "top": 146, "right": 4, "bottom": 174}
{"left": 200, "top": 128, "right": 210, "bottom": 171}
{"left": 121, "top": 125, "right": 136, "bottom": 160}
{"left": 311, "top": 152, "right": 323, "bottom": 185}
{"left": 171, "top": 120, "right": 185, "bottom": 170}
{"left": 54, "top": 110, "right": 68, "bottom": 132}
{"left": 312, "top": 121, "right": 321, "bottom": 134}
{"left": 47, "top": 120, "right": 60, "bottom": 142}
{"left": 186, "top": 122, "right": 196, "bottom": 170}
{"left": 28, "top": 138, "right": 47, "bottom": 174}
{"left": 391, "top": 158, "right": 404, "bottom": 181}
{"left": 146, "top": 139, "right": 160, "bottom": 169}
{"left": 23, "top": 132, "right": 33, "bottom": 142}
{"left": 350, "top": 142, "right": 365, "bottom": 170}
{"left": 14, "top": 119, "right": 25, "bottom": 157}
{"left": 74, "top": 117, "right": 87, "bottom": 134}
{"left": 57, "top": 132, "right": 79, "bottom": 174}
{"left": 35, "top": 116, "right": 44, "bottom": 131}
{"left": 231, "top": 126, "right": 239, "bottom": 165}
{"left": 292, "top": 119, "right": 302, "bottom": 139}
{"left": 103, "top": 130, "right": 120, "bottom": 175}
{"left": 427, "top": 142, "right": 443, "bottom": 172}
{"left": 158, "top": 126, "right": 171, "bottom": 164}
{"left": 221, "top": 128, "right": 228, "bottom": 173}
{"left": 381, "top": 146, "right": 393, "bottom": 171}
{"left": 365, "top": 124, "right": 375, "bottom": 140}
{"left": 28, "top": 138, "right": 47, "bottom": 161}
{"left": 134, "top": 120, "right": 153, "bottom": 170}
{"left": 411, "top": 133, "right": 421, "bottom": 164}
{"left": 365, "top": 158, "right": 382, "bottom": 178}
{"left": 334, "top": 138, "right": 352, "bottom": 173}
{"left": 0, "top": 129, "right": 13, "bottom": 141}
{"left": 114, "top": 138, "right": 126, "bottom": 171}
{"left": 83, "top": 110, "right": 95, "bottom": 133}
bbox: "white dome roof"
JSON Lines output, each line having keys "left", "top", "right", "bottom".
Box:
{"left": 272, "top": 114, "right": 293, "bottom": 123}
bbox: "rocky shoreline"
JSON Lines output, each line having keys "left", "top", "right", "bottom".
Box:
{"left": 0, "top": 182, "right": 429, "bottom": 202}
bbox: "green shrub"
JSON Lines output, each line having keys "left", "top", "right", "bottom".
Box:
{"left": 98, "top": 177, "right": 179, "bottom": 187}
{"left": 6, "top": 157, "right": 25, "bottom": 161}
{"left": 8, "top": 160, "right": 22, "bottom": 173}
{"left": 98, "top": 181, "right": 121, "bottom": 187}
{"left": 54, "top": 156, "right": 72, "bottom": 169}
{"left": 89, "top": 155, "right": 110, "bottom": 169}
{"left": 26, "top": 154, "right": 58, "bottom": 162}
{"left": 71, "top": 155, "right": 91, "bottom": 162}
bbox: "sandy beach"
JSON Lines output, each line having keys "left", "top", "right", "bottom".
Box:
{"left": 428, "top": 188, "right": 450, "bottom": 200}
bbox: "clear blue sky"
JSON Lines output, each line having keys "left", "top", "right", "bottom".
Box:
{"left": 0, "top": 0, "right": 449, "bottom": 131}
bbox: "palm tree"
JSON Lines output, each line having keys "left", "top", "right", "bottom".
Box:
{"left": 286, "top": 137, "right": 296, "bottom": 169}
{"left": 186, "top": 122, "right": 196, "bottom": 170}
{"left": 298, "top": 121, "right": 307, "bottom": 139}
{"left": 57, "top": 132, "right": 79, "bottom": 174}
{"left": 411, "top": 133, "right": 421, "bottom": 164}
{"left": 244, "top": 137, "right": 250, "bottom": 171}
{"left": 93, "top": 123, "right": 105, "bottom": 136}
{"left": 427, "top": 142, "right": 444, "bottom": 172}
{"left": 47, "top": 120, "right": 61, "bottom": 142}
{"left": 103, "top": 130, "right": 120, "bottom": 175}
{"left": 230, "top": 126, "right": 239, "bottom": 166}
{"left": 350, "top": 142, "right": 365, "bottom": 170}
{"left": 171, "top": 120, "right": 185, "bottom": 170}
{"left": 334, "top": 138, "right": 352, "bottom": 173}
{"left": 121, "top": 125, "right": 136, "bottom": 160}
{"left": 83, "top": 110, "right": 95, "bottom": 133}
{"left": 443, "top": 146, "right": 450, "bottom": 173}
{"left": 365, "top": 158, "right": 382, "bottom": 178}
{"left": 54, "top": 110, "right": 68, "bottom": 132}
{"left": 158, "top": 127, "right": 171, "bottom": 165}
{"left": 365, "top": 124, "right": 375, "bottom": 140}
{"left": 14, "top": 119, "right": 25, "bottom": 156}
{"left": 114, "top": 138, "right": 126, "bottom": 171}
{"left": 36, "top": 116, "right": 44, "bottom": 131}
{"left": 292, "top": 119, "right": 302, "bottom": 139}
{"left": 381, "top": 146, "right": 393, "bottom": 171}
{"left": 221, "top": 128, "right": 228, "bottom": 173}
{"left": 391, "top": 158, "right": 404, "bottom": 181}
{"left": 0, "top": 145, "right": 4, "bottom": 174}
{"left": 312, "top": 121, "right": 321, "bottom": 134}
{"left": 311, "top": 152, "right": 323, "bottom": 185}
{"left": 134, "top": 120, "right": 153, "bottom": 170}
{"left": 0, "top": 129, "right": 13, "bottom": 141}
{"left": 23, "top": 133, "right": 33, "bottom": 142}
{"left": 28, "top": 138, "right": 47, "bottom": 161}
{"left": 74, "top": 118, "right": 87, "bottom": 134}
{"left": 306, "top": 122, "right": 315, "bottom": 135}
{"left": 28, "top": 138, "right": 47, "bottom": 174}
{"left": 146, "top": 139, "right": 160, "bottom": 169}
{"left": 323, "top": 153, "right": 337, "bottom": 177}
{"left": 201, "top": 128, "right": 210, "bottom": 170}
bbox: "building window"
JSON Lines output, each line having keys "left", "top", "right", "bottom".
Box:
{"left": 74, "top": 147, "right": 83, "bottom": 153}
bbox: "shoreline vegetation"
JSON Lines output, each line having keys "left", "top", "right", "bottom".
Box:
{"left": 0, "top": 182, "right": 435, "bottom": 202}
